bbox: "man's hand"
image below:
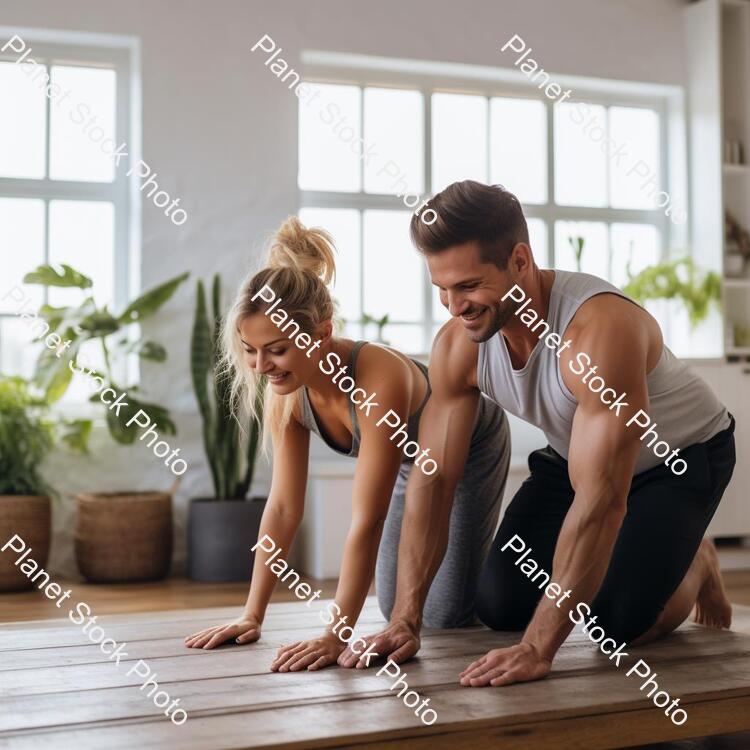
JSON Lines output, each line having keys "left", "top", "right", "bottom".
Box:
{"left": 338, "top": 619, "right": 420, "bottom": 669}
{"left": 271, "top": 633, "right": 346, "bottom": 672}
{"left": 459, "top": 642, "right": 551, "bottom": 687}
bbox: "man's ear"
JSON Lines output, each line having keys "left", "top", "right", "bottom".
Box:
{"left": 509, "top": 242, "right": 532, "bottom": 277}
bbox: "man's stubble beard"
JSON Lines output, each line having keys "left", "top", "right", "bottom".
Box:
{"left": 468, "top": 300, "right": 516, "bottom": 343}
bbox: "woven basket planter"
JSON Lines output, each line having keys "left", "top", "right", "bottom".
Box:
{"left": 75, "top": 491, "right": 173, "bottom": 583}
{"left": 0, "top": 495, "right": 51, "bottom": 592}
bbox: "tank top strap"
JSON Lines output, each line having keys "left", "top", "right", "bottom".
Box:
{"left": 347, "top": 341, "right": 368, "bottom": 450}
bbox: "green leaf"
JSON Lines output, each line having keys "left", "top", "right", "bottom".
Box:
{"left": 104, "top": 391, "right": 178, "bottom": 445}
{"left": 191, "top": 279, "right": 220, "bottom": 495}
{"left": 622, "top": 257, "right": 722, "bottom": 328}
{"left": 136, "top": 341, "right": 167, "bottom": 362}
{"left": 78, "top": 309, "right": 121, "bottom": 337}
{"left": 34, "top": 341, "right": 80, "bottom": 403}
{"left": 24, "top": 264, "right": 93, "bottom": 289}
{"left": 118, "top": 272, "right": 190, "bottom": 324}
{"left": 60, "top": 419, "right": 92, "bottom": 453}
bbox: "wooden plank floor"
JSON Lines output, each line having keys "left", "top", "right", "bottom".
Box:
{"left": 2, "top": 599, "right": 750, "bottom": 749}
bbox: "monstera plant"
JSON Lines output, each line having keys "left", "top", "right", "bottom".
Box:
{"left": 23, "top": 263, "right": 189, "bottom": 448}
{"left": 187, "top": 273, "right": 266, "bottom": 581}
{"left": 22, "top": 263, "right": 189, "bottom": 584}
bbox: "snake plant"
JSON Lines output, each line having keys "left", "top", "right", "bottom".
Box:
{"left": 191, "top": 275, "right": 262, "bottom": 500}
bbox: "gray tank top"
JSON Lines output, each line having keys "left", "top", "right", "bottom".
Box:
{"left": 478, "top": 271, "right": 730, "bottom": 474}
{"left": 299, "top": 341, "right": 431, "bottom": 460}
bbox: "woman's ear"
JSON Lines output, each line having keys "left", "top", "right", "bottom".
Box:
{"left": 316, "top": 320, "right": 334, "bottom": 344}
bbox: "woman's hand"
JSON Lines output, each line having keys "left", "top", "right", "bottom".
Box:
{"left": 184, "top": 617, "right": 262, "bottom": 649}
{"left": 271, "top": 633, "right": 346, "bottom": 672}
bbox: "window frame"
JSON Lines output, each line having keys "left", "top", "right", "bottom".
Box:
{"left": 299, "top": 52, "right": 688, "bottom": 355}
{"left": 0, "top": 28, "right": 140, "bottom": 386}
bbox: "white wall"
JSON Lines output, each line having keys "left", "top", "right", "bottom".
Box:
{"left": 1, "top": 0, "right": 689, "bottom": 576}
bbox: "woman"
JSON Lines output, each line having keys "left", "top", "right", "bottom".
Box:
{"left": 185, "top": 217, "right": 510, "bottom": 672}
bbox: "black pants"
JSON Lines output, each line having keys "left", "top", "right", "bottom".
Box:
{"left": 476, "top": 417, "right": 736, "bottom": 643}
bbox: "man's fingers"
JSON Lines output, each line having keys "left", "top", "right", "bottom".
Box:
{"left": 459, "top": 656, "right": 486, "bottom": 678}
{"left": 340, "top": 634, "right": 378, "bottom": 668}
{"left": 490, "top": 670, "right": 520, "bottom": 687}
{"left": 338, "top": 646, "right": 358, "bottom": 667}
{"left": 388, "top": 639, "right": 417, "bottom": 665}
{"left": 468, "top": 666, "right": 506, "bottom": 686}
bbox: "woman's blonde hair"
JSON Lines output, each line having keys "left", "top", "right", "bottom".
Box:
{"left": 220, "top": 216, "right": 337, "bottom": 452}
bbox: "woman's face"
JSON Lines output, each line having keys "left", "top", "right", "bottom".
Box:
{"left": 238, "top": 313, "right": 319, "bottom": 395}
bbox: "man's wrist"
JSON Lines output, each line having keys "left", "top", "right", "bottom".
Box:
{"left": 390, "top": 607, "right": 422, "bottom": 632}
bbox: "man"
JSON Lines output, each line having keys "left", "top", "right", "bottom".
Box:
{"left": 340, "top": 180, "right": 735, "bottom": 687}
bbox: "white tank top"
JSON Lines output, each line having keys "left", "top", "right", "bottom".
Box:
{"left": 477, "top": 271, "right": 730, "bottom": 474}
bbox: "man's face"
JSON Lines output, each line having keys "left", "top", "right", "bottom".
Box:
{"left": 426, "top": 241, "right": 518, "bottom": 343}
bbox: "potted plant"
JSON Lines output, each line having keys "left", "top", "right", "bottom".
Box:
{"left": 0, "top": 377, "right": 54, "bottom": 592}
{"left": 362, "top": 312, "right": 390, "bottom": 345}
{"left": 622, "top": 257, "right": 722, "bottom": 328}
{"left": 24, "top": 263, "right": 189, "bottom": 582}
{"left": 187, "top": 274, "right": 266, "bottom": 582}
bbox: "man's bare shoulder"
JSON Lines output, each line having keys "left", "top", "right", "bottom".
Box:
{"left": 429, "top": 318, "right": 480, "bottom": 393}
{"left": 566, "top": 293, "right": 662, "bottom": 361}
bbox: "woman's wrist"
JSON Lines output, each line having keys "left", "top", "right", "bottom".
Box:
{"left": 242, "top": 606, "right": 263, "bottom": 624}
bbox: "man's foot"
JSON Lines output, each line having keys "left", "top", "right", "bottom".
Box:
{"left": 693, "top": 539, "right": 732, "bottom": 630}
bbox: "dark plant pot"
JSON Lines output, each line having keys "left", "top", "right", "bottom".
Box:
{"left": 187, "top": 497, "right": 267, "bottom": 582}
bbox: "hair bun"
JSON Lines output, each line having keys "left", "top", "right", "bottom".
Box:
{"left": 268, "top": 216, "right": 336, "bottom": 285}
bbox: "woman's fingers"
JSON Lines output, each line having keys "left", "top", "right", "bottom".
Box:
{"left": 307, "top": 654, "right": 331, "bottom": 671}
{"left": 236, "top": 627, "right": 261, "bottom": 644}
{"left": 184, "top": 628, "right": 208, "bottom": 644}
{"left": 186, "top": 627, "right": 222, "bottom": 649}
{"left": 204, "top": 625, "right": 238, "bottom": 650}
{"left": 271, "top": 642, "right": 305, "bottom": 670}
{"left": 185, "top": 627, "right": 215, "bottom": 646}
{"left": 284, "top": 648, "right": 320, "bottom": 672}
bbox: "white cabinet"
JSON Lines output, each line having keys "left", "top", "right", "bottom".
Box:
{"left": 692, "top": 362, "right": 750, "bottom": 537}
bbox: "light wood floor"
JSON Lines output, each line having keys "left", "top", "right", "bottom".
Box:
{"left": 2, "top": 561, "right": 750, "bottom": 749}
{"left": 2, "top": 597, "right": 750, "bottom": 749}
{"left": 3, "top": 569, "right": 749, "bottom": 624}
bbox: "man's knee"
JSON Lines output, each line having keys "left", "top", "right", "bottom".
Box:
{"left": 475, "top": 582, "right": 537, "bottom": 631}
{"left": 591, "top": 594, "right": 660, "bottom": 645}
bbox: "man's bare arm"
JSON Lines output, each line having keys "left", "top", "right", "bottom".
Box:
{"left": 339, "top": 322, "right": 479, "bottom": 667}
{"left": 461, "top": 297, "right": 653, "bottom": 686}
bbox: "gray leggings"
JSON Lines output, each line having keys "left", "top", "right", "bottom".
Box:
{"left": 375, "top": 395, "right": 511, "bottom": 628}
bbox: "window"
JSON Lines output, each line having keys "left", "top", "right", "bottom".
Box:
{"left": 0, "top": 34, "right": 134, "bottom": 387}
{"left": 298, "top": 63, "right": 675, "bottom": 355}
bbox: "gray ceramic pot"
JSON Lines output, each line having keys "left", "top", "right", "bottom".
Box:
{"left": 187, "top": 497, "right": 267, "bottom": 582}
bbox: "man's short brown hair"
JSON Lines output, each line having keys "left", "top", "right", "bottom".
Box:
{"left": 409, "top": 180, "right": 529, "bottom": 269}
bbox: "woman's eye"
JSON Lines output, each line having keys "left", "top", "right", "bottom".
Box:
{"left": 270, "top": 349, "right": 285, "bottom": 356}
